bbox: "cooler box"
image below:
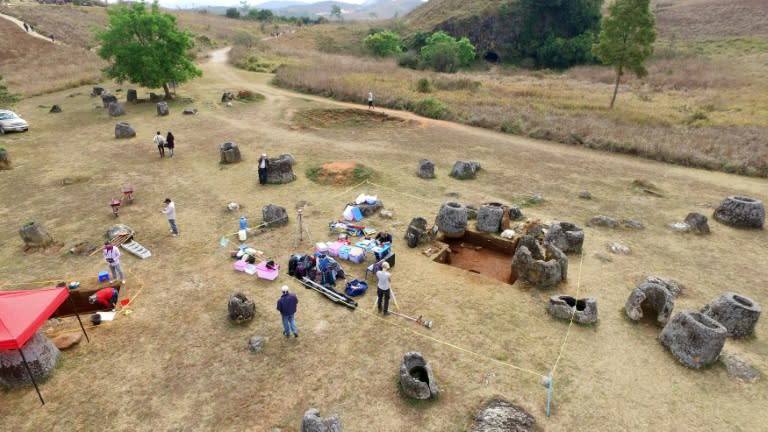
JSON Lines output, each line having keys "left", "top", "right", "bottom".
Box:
{"left": 373, "top": 244, "right": 391, "bottom": 261}
{"left": 351, "top": 207, "right": 363, "bottom": 221}
{"left": 234, "top": 260, "right": 247, "bottom": 272}
{"left": 355, "top": 239, "right": 375, "bottom": 251}
{"left": 316, "top": 242, "right": 329, "bottom": 253}
{"left": 256, "top": 261, "right": 280, "bottom": 280}
{"left": 328, "top": 241, "right": 343, "bottom": 257}
{"left": 339, "top": 245, "right": 352, "bottom": 260}
{"left": 98, "top": 271, "right": 110, "bottom": 283}
{"left": 349, "top": 247, "right": 365, "bottom": 264}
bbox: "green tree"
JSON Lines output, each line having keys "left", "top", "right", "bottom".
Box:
{"left": 95, "top": 2, "right": 202, "bottom": 100}
{"left": 593, "top": 0, "right": 656, "bottom": 108}
{"left": 363, "top": 31, "right": 402, "bottom": 57}
{"left": 330, "top": 4, "right": 342, "bottom": 21}
{"left": 420, "top": 31, "right": 476, "bottom": 73}
{"left": 247, "top": 8, "right": 273, "bottom": 21}
{"left": 225, "top": 7, "right": 240, "bottom": 18}
{"left": 0, "top": 74, "right": 19, "bottom": 106}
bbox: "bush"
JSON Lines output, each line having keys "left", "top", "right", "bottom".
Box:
{"left": 398, "top": 51, "right": 421, "bottom": 69}
{"left": 419, "top": 32, "right": 476, "bottom": 73}
{"left": 413, "top": 97, "right": 451, "bottom": 120}
{"left": 416, "top": 77, "right": 432, "bottom": 93}
{"left": 225, "top": 8, "right": 240, "bottom": 19}
{"left": 363, "top": 31, "right": 402, "bottom": 57}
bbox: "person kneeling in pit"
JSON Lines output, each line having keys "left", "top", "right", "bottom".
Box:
{"left": 89, "top": 287, "right": 119, "bottom": 310}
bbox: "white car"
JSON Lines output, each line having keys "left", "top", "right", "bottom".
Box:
{"left": 0, "top": 110, "right": 29, "bottom": 134}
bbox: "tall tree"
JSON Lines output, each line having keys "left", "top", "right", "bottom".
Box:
{"left": 95, "top": 1, "right": 202, "bottom": 100}
{"left": 592, "top": 0, "right": 656, "bottom": 108}
{"left": 330, "top": 4, "right": 342, "bottom": 21}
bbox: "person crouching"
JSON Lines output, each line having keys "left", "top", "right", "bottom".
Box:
{"left": 89, "top": 287, "right": 119, "bottom": 310}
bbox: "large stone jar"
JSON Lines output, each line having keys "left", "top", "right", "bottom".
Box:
{"left": 0, "top": 332, "right": 60, "bottom": 388}
{"left": 220, "top": 142, "right": 241, "bottom": 164}
{"left": 19, "top": 221, "right": 53, "bottom": 248}
{"left": 476, "top": 202, "right": 505, "bottom": 233}
{"left": 436, "top": 201, "right": 467, "bottom": 238}
{"left": 701, "top": 293, "right": 761, "bottom": 337}
{"left": 659, "top": 311, "right": 727, "bottom": 369}
{"left": 399, "top": 352, "right": 439, "bottom": 400}
{"left": 713, "top": 196, "right": 764, "bottom": 228}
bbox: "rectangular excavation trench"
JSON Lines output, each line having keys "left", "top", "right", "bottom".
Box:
{"left": 432, "top": 231, "right": 519, "bottom": 285}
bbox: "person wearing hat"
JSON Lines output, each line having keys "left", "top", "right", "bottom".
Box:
{"left": 257, "top": 153, "right": 269, "bottom": 186}
{"left": 161, "top": 198, "right": 178, "bottom": 236}
{"left": 89, "top": 287, "right": 119, "bottom": 310}
{"left": 102, "top": 241, "right": 125, "bottom": 283}
{"left": 276, "top": 285, "right": 299, "bottom": 338}
{"left": 376, "top": 261, "right": 392, "bottom": 315}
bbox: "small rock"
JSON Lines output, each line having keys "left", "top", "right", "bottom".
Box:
{"left": 622, "top": 219, "right": 644, "bottom": 229}
{"left": 49, "top": 104, "right": 62, "bottom": 113}
{"left": 108, "top": 101, "right": 125, "bottom": 117}
{"left": 607, "top": 242, "right": 630, "bottom": 255}
{"left": 588, "top": 215, "right": 619, "bottom": 228}
{"left": 380, "top": 210, "right": 393, "bottom": 219}
{"left": 183, "top": 108, "right": 198, "bottom": 115}
{"left": 472, "top": 399, "right": 535, "bottom": 432}
{"left": 529, "top": 194, "right": 544, "bottom": 204}
{"left": 685, "top": 212, "right": 710, "bottom": 234}
{"left": 720, "top": 351, "right": 759, "bottom": 383}
{"left": 227, "top": 202, "right": 241, "bottom": 211}
{"left": 668, "top": 222, "right": 690, "bottom": 232}
{"left": 52, "top": 333, "right": 82, "bottom": 350}
{"left": 301, "top": 408, "right": 343, "bottom": 432}
{"left": 248, "top": 336, "right": 266, "bottom": 353}
{"left": 578, "top": 191, "right": 592, "bottom": 199}
{"left": 500, "top": 229, "right": 515, "bottom": 239}
{"left": 508, "top": 206, "right": 523, "bottom": 221}
{"left": 593, "top": 252, "right": 613, "bottom": 262}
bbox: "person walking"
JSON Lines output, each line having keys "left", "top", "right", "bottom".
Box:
{"left": 161, "top": 198, "right": 178, "bottom": 236}
{"left": 276, "top": 285, "right": 299, "bottom": 338}
{"left": 376, "top": 261, "right": 392, "bottom": 315}
{"left": 166, "top": 131, "right": 175, "bottom": 157}
{"left": 257, "top": 153, "right": 269, "bottom": 185}
{"left": 153, "top": 131, "right": 165, "bottom": 158}
{"left": 367, "top": 91, "right": 375, "bottom": 110}
{"left": 23, "top": 22, "right": 29, "bottom": 32}
{"left": 102, "top": 241, "right": 125, "bottom": 283}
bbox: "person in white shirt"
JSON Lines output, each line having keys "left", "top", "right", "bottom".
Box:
{"left": 153, "top": 131, "right": 165, "bottom": 158}
{"left": 258, "top": 153, "right": 269, "bottom": 185}
{"left": 376, "top": 261, "right": 391, "bottom": 315}
{"left": 367, "top": 92, "right": 375, "bottom": 109}
{"left": 161, "top": 198, "right": 178, "bottom": 236}
{"left": 102, "top": 242, "right": 125, "bottom": 283}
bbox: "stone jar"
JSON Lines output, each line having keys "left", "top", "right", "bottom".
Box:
{"left": 713, "top": 196, "right": 765, "bottom": 228}
{"left": 476, "top": 202, "right": 505, "bottom": 233}
{"left": 399, "top": 352, "right": 439, "bottom": 400}
{"left": 436, "top": 201, "right": 467, "bottom": 238}
{"left": 220, "top": 142, "right": 241, "bottom": 164}
{"left": 659, "top": 311, "right": 727, "bottom": 369}
{"left": 701, "top": 293, "right": 761, "bottom": 337}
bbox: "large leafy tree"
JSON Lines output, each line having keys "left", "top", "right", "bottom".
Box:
{"left": 95, "top": 1, "right": 202, "bottom": 100}
{"left": 592, "top": 0, "right": 656, "bottom": 108}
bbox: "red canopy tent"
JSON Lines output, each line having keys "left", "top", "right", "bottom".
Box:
{"left": 0, "top": 287, "right": 89, "bottom": 405}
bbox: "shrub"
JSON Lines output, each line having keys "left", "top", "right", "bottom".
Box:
{"left": 420, "top": 32, "right": 476, "bottom": 73}
{"left": 413, "top": 98, "right": 450, "bottom": 120}
{"left": 0, "top": 75, "right": 19, "bottom": 105}
{"left": 416, "top": 77, "right": 432, "bottom": 93}
{"left": 398, "top": 51, "right": 421, "bottom": 69}
{"left": 363, "top": 31, "right": 402, "bottom": 57}
{"left": 225, "top": 8, "right": 240, "bottom": 18}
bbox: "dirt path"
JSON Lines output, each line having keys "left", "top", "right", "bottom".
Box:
{"left": 0, "top": 11, "right": 58, "bottom": 43}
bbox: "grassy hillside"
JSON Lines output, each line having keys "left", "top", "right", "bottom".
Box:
{"left": 403, "top": 0, "right": 506, "bottom": 30}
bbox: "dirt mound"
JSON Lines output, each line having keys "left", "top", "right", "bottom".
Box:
{"left": 308, "top": 161, "right": 373, "bottom": 186}
{"left": 293, "top": 108, "right": 409, "bottom": 128}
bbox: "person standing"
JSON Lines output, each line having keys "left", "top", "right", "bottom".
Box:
{"left": 376, "top": 261, "right": 392, "bottom": 315}
{"left": 166, "top": 131, "right": 175, "bottom": 157}
{"left": 153, "top": 131, "right": 165, "bottom": 158}
{"left": 102, "top": 241, "right": 125, "bottom": 283}
{"left": 89, "top": 287, "right": 119, "bottom": 310}
{"left": 23, "top": 22, "right": 29, "bottom": 32}
{"left": 367, "top": 91, "right": 375, "bottom": 110}
{"left": 276, "top": 285, "right": 299, "bottom": 338}
{"left": 49, "top": 34, "right": 55, "bottom": 43}
{"left": 161, "top": 198, "right": 178, "bottom": 236}
{"left": 258, "top": 153, "right": 269, "bottom": 185}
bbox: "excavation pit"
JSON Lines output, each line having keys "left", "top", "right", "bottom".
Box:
{"left": 432, "top": 230, "right": 519, "bottom": 285}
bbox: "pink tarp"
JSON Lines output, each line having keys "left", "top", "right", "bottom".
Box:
{"left": 0, "top": 287, "right": 69, "bottom": 350}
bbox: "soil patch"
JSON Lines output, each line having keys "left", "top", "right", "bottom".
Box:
{"left": 293, "top": 108, "right": 410, "bottom": 129}
{"left": 308, "top": 160, "right": 373, "bottom": 186}
{"left": 434, "top": 232, "right": 519, "bottom": 285}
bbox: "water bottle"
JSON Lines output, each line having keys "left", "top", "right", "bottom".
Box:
{"left": 239, "top": 216, "right": 248, "bottom": 231}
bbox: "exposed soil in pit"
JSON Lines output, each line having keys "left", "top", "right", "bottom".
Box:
{"left": 311, "top": 160, "right": 373, "bottom": 186}
{"left": 292, "top": 108, "right": 414, "bottom": 129}
{"left": 441, "top": 238, "right": 516, "bottom": 285}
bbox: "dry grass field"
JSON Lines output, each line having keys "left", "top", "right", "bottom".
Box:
{"left": 1, "top": 42, "right": 767, "bottom": 431}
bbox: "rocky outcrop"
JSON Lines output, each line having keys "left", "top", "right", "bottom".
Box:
{"left": 19, "top": 221, "right": 53, "bottom": 248}
{"left": 659, "top": 311, "right": 727, "bottom": 369}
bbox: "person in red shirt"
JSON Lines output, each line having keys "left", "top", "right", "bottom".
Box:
{"left": 89, "top": 287, "right": 118, "bottom": 310}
